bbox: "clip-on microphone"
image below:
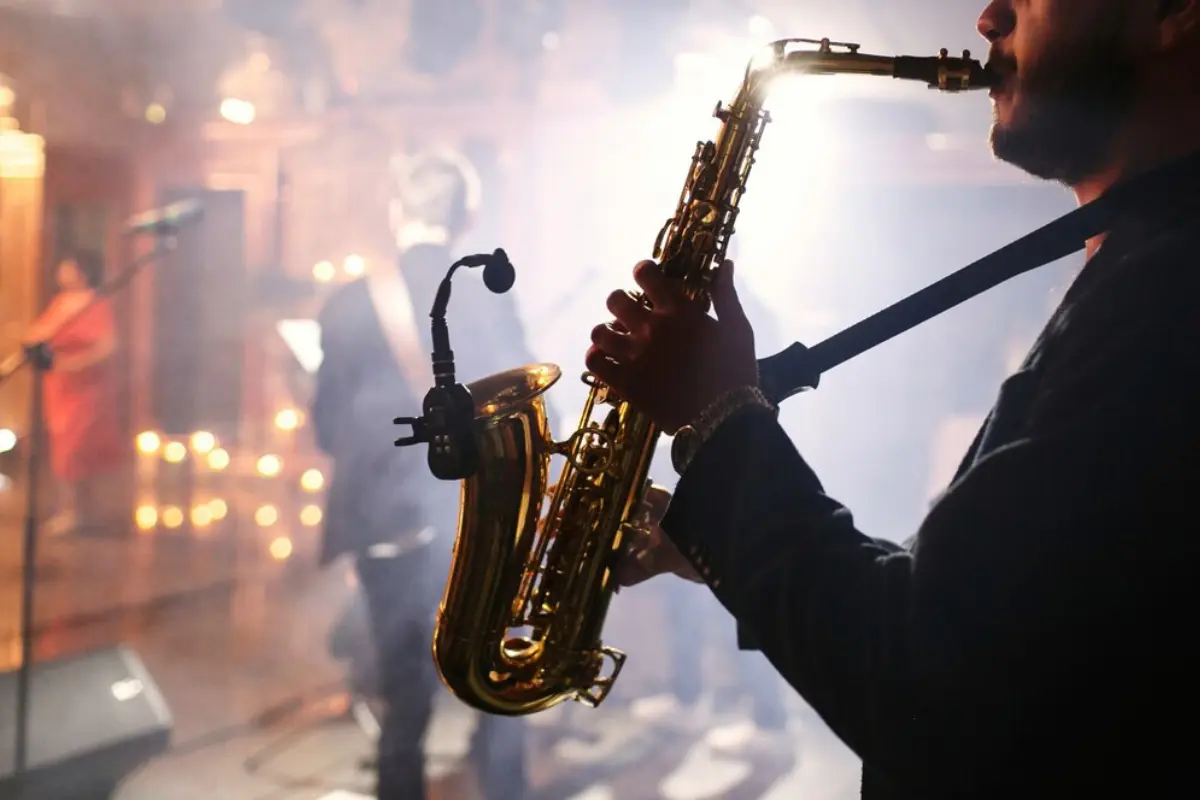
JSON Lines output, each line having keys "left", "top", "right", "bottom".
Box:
{"left": 393, "top": 248, "right": 517, "bottom": 480}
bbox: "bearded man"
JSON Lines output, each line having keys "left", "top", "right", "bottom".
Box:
{"left": 592, "top": 2, "right": 1200, "bottom": 797}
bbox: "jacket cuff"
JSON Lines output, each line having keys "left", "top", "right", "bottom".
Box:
{"left": 660, "top": 411, "right": 824, "bottom": 607}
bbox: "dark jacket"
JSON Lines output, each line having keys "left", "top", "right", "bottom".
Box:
{"left": 661, "top": 166, "right": 1200, "bottom": 798}
{"left": 311, "top": 244, "right": 540, "bottom": 564}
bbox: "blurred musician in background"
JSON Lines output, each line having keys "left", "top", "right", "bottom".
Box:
{"left": 312, "top": 148, "right": 533, "bottom": 800}
{"left": 22, "top": 250, "right": 121, "bottom": 537}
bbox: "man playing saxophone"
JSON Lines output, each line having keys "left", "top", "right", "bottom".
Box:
{"left": 593, "top": 1, "right": 1200, "bottom": 797}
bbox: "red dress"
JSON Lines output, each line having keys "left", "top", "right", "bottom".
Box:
{"left": 40, "top": 293, "right": 124, "bottom": 481}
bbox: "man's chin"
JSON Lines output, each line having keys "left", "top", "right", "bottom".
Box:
{"left": 988, "top": 119, "right": 1050, "bottom": 179}
{"left": 989, "top": 117, "right": 1108, "bottom": 184}
{"left": 987, "top": 122, "right": 1020, "bottom": 167}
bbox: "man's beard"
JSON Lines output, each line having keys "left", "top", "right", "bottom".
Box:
{"left": 989, "top": 28, "right": 1141, "bottom": 185}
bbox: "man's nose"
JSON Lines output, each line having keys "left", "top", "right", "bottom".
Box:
{"left": 977, "top": 0, "right": 1016, "bottom": 42}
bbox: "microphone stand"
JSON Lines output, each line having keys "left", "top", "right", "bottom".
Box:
{"left": 0, "top": 232, "right": 179, "bottom": 790}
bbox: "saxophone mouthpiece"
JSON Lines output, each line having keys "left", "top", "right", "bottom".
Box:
{"left": 893, "top": 49, "right": 997, "bottom": 91}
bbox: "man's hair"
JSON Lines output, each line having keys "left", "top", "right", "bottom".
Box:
{"left": 64, "top": 248, "right": 105, "bottom": 288}
{"left": 389, "top": 148, "right": 482, "bottom": 238}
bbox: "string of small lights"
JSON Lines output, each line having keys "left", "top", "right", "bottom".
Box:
{"left": 311, "top": 253, "right": 367, "bottom": 284}
{"left": 131, "top": 408, "right": 327, "bottom": 562}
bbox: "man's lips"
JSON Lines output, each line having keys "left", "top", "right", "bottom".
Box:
{"left": 988, "top": 73, "right": 1014, "bottom": 99}
{"left": 985, "top": 61, "right": 1015, "bottom": 99}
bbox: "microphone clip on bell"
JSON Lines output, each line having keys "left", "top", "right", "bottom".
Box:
{"left": 393, "top": 248, "right": 516, "bottom": 481}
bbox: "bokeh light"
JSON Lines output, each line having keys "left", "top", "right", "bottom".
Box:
{"left": 136, "top": 431, "right": 161, "bottom": 455}
{"left": 300, "top": 468, "right": 324, "bottom": 492}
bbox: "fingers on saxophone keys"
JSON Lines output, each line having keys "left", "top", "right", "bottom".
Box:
{"left": 613, "top": 557, "right": 653, "bottom": 588}
{"left": 631, "top": 260, "right": 675, "bottom": 309}
{"left": 590, "top": 322, "right": 638, "bottom": 362}
{"left": 584, "top": 345, "right": 621, "bottom": 385}
{"left": 613, "top": 541, "right": 659, "bottom": 588}
{"left": 606, "top": 289, "right": 650, "bottom": 328}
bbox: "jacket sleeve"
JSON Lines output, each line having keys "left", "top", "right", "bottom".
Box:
{"left": 734, "top": 535, "right": 906, "bottom": 652}
{"left": 660, "top": 303, "right": 1200, "bottom": 788}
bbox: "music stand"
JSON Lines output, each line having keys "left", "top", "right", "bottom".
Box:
{"left": 0, "top": 231, "right": 179, "bottom": 788}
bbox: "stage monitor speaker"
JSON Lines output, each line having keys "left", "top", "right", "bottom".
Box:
{"left": 151, "top": 187, "right": 247, "bottom": 443}
{"left": 0, "top": 645, "right": 172, "bottom": 799}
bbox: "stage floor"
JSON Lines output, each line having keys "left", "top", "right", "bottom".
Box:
{"left": 0, "top": 498, "right": 862, "bottom": 800}
{"left": 114, "top": 691, "right": 863, "bottom": 800}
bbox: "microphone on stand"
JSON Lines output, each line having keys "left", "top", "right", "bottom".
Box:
{"left": 393, "top": 248, "right": 516, "bottom": 480}
{"left": 123, "top": 198, "right": 204, "bottom": 236}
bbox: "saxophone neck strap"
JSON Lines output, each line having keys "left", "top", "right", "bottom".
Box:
{"left": 758, "top": 148, "right": 1200, "bottom": 405}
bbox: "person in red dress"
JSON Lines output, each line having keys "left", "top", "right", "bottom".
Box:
{"left": 23, "top": 250, "right": 123, "bottom": 536}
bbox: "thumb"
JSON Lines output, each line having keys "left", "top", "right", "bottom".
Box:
{"left": 711, "top": 259, "right": 747, "bottom": 324}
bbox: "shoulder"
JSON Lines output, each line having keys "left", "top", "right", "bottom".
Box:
{"left": 318, "top": 279, "right": 371, "bottom": 326}
{"left": 1058, "top": 222, "right": 1200, "bottom": 347}
{"left": 55, "top": 291, "right": 91, "bottom": 315}
{"left": 48, "top": 291, "right": 108, "bottom": 328}
{"left": 452, "top": 276, "right": 525, "bottom": 329}
{"left": 1034, "top": 223, "right": 1200, "bottom": 422}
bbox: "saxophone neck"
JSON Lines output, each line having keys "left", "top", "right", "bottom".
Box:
{"left": 747, "top": 38, "right": 998, "bottom": 94}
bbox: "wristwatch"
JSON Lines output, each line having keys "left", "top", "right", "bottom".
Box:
{"left": 670, "top": 426, "right": 702, "bottom": 476}
{"left": 670, "top": 385, "right": 777, "bottom": 475}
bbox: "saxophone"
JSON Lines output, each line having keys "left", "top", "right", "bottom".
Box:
{"left": 431, "top": 38, "right": 994, "bottom": 716}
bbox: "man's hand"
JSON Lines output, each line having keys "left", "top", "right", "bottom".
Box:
{"left": 613, "top": 484, "right": 702, "bottom": 588}
{"left": 613, "top": 522, "right": 703, "bottom": 588}
{"left": 585, "top": 259, "right": 758, "bottom": 434}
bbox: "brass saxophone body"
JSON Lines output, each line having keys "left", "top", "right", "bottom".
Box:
{"left": 432, "top": 38, "right": 995, "bottom": 716}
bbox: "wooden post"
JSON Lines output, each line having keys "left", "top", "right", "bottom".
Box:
{"left": 0, "top": 87, "right": 46, "bottom": 445}
{"left": 0, "top": 83, "right": 45, "bottom": 670}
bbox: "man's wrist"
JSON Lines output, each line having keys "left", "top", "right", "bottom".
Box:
{"left": 671, "top": 382, "right": 777, "bottom": 475}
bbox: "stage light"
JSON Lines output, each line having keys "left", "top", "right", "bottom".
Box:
{"left": 163, "top": 442, "right": 187, "bottom": 463}
{"left": 144, "top": 103, "right": 166, "bottom": 124}
{"left": 274, "top": 409, "right": 300, "bottom": 431}
{"left": 925, "top": 132, "right": 953, "bottom": 151}
{"left": 256, "top": 454, "right": 282, "bottom": 477}
{"left": 300, "top": 505, "right": 322, "bottom": 526}
{"left": 0, "top": 428, "right": 15, "bottom": 454}
{"left": 247, "top": 52, "right": 271, "bottom": 72}
{"left": 161, "top": 506, "right": 184, "bottom": 529}
{"left": 300, "top": 468, "right": 324, "bottom": 492}
{"left": 191, "top": 505, "right": 213, "bottom": 528}
{"left": 748, "top": 15, "right": 775, "bottom": 40}
{"left": 0, "top": 83, "right": 44, "bottom": 179}
{"left": 135, "top": 431, "right": 161, "bottom": 455}
{"left": 219, "top": 97, "right": 256, "bottom": 124}
{"left": 343, "top": 254, "right": 365, "bottom": 276}
{"left": 134, "top": 505, "right": 158, "bottom": 530}
{"left": 269, "top": 536, "right": 293, "bottom": 561}
{"left": 208, "top": 498, "right": 228, "bottom": 520}
{"left": 207, "top": 448, "right": 230, "bottom": 470}
{"left": 312, "top": 260, "right": 335, "bottom": 282}
{"left": 255, "top": 504, "right": 278, "bottom": 526}
{"left": 190, "top": 431, "right": 216, "bottom": 454}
